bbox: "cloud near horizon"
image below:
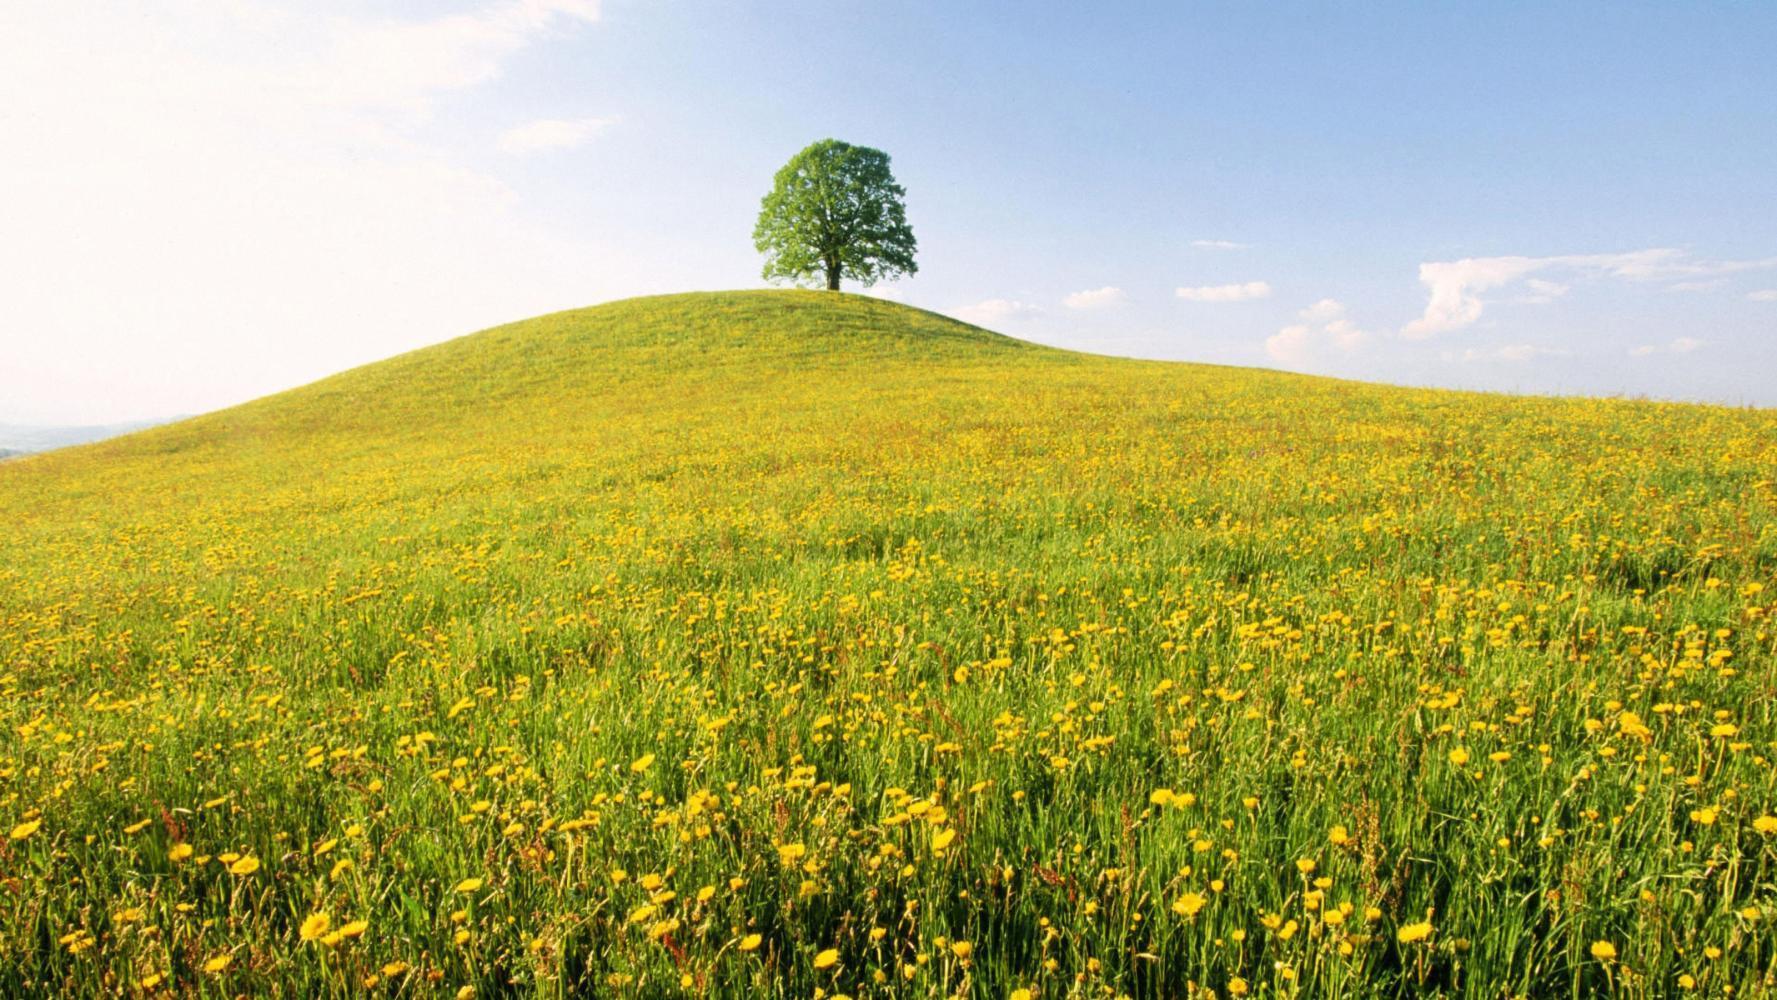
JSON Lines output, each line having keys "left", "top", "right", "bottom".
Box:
{"left": 1403, "top": 249, "right": 1777, "bottom": 338}
{"left": 1629, "top": 337, "right": 1705, "bottom": 357}
{"left": 1445, "top": 344, "right": 1573, "bottom": 364}
{"left": 1265, "top": 299, "right": 1370, "bottom": 365}
{"left": 1176, "top": 281, "right": 1271, "bottom": 303}
{"left": 950, "top": 299, "right": 1041, "bottom": 325}
{"left": 1062, "top": 286, "right": 1126, "bottom": 309}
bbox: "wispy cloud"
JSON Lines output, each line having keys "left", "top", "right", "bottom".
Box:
{"left": 304, "top": 1, "right": 601, "bottom": 113}
{"left": 1446, "top": 344, "right": 1573, "bottom": 363}
{"left": 950, "top": 299, "right": 1040, "bottom": 326}
{"left": 1628, "top": 337, "right": 1705, "bottom": 357}
{"left": 1519, "top": 278, "right": 1569, "bottom": 304}
{"left": 1190, "top": 239, "right": 1248, "bottom": 250}
{"left": 1667, "top": 278, "right": 1727, "bottom": 293}
{"left": 1402, "top": 249, "right": 1777, "bottom": 338}
{"left": 1749, "top": 289, "right": 1777, "bottom": 302}
{"left": 1062, "top": 286, "right": 1126, "bottom": 309}
{"left": 1176, "top": 280, "right": 1271, "bottom": 303}
{"left": 499, "top": 116, "right": 616, "bottom": 154}
{"left": 1265, "top": 299, "right": 1370, "bottom": 365}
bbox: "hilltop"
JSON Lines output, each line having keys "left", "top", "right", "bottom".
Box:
{"left": 1, "top": 291, "right": 1774, "bottom": 997}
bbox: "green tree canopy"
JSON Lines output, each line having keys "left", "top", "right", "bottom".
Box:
{"left": 753, "top": 139, "right": 917, "bottom": 291}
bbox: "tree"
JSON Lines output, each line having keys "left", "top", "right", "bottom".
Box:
{"left": 753, "top": 139, "right": 917, "bottom": 291}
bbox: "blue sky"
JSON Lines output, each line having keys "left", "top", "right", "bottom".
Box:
{"left": 3, "top": 1, "right": 1774, "bottom": 424}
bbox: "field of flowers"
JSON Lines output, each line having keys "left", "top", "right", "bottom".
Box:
{"left": 1, "top": 290, "right": 1774, "bottom": 997}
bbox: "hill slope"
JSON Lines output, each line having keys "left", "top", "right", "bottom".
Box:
{"left": 1, "top": 290, "right": 1774, "bottom": 997}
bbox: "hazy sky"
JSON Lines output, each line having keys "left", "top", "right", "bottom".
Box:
{"left": 4, "top": 1, "right": 1775, "bottom": 424}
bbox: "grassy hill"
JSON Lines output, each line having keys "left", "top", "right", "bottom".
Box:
{"left": 1, "top": 290, "right": 1774, "bottom": 997}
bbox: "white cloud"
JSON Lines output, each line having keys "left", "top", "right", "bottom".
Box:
{"left": 950, "top": 299, "right": 1040, "bottom": 326}
{"left": 1520, "top": 278, "right": 1569, "bottom": 303}
{"left": 1176, "top": 281, "right": 1271, "bottom": 303}
{"left": 0, "top": 1, "right": 611, "bottom": 424}
{"left": 857, "top": 283, "right": 906, "bottom": 301}
{"left": 1627, "top": 337, "right": 1706, "bottom": 357}
{"left": 1191, "top": 239, "right": 1248, "bottom": 250}
{"left": 1446, "top": 344, "right": 1572, "bottom": 363}
{"left": 1264, "top": 326, "right": 1314, "bottom": 365}
{"left": 1750, "top": 289, "right": 1777, "bottom": 302}
{"left": 1402, "top": 249, "right": 1777, "bottom": 338}
{"left": 1297, "top": 298, "right": 1345, "bottom": 324}
{"left": 1062, "top": 286, "right": 1126, "bottom": 309}
{"left": 1402, "top": 256, "right": 1546, "bottom": 338}
{"left": 1599, "top": 249, "right": 1777, "bottom": 280}
{"left": 1667, "top": 278, "right": 1727, "bottom": 293}
{"left": 1265, "top": 299, "right": 1370, "bottom": 365}
{"left": 301, "top": 1, "right": 602, "bottom": 113}
{"left": 499, "top": 116, "right": 616, "bottom": 154}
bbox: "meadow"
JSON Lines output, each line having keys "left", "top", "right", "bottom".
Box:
{"left": 1, "top": 290, "right": 1774, "bottom": 997}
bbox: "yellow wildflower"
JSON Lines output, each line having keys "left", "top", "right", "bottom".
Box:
{"left": 300, "top": 913, "right": 331, "bottom": 942}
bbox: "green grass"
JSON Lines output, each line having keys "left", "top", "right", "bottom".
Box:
{"left": 1, "top": 290, "right": 1774, "bottom": 998}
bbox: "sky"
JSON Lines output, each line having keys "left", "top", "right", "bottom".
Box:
{"left": 3, "top": 1, "right": 1775, "bottom": 425}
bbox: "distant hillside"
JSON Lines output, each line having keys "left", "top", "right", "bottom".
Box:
{"left": 0, "top": 417, "right": 173, "bottom": 454}
{"left": 0, "top": 290, "right": 1773, "bottom": 997}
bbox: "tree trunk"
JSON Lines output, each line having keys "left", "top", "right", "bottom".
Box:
{"left": 825, "top": 259, "right": 840, "bottom": 291}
